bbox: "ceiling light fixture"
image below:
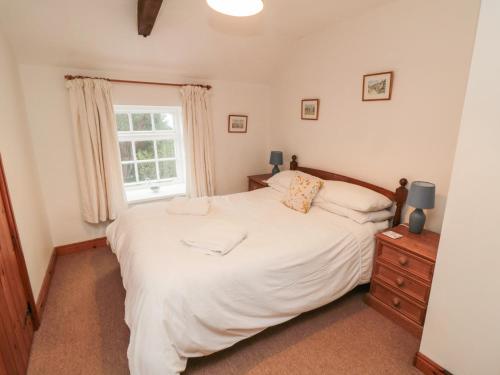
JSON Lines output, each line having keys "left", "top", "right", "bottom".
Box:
{"left": 207, "top": 0, "right": 264, "bottom": 17}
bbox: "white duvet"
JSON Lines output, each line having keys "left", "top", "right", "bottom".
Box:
{"left": 106, "top": 187, "right": 387, "bottom": 375}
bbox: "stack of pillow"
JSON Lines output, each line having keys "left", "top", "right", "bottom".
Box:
{"left": 266, "top": 170, "right": 394, "bottom": 224}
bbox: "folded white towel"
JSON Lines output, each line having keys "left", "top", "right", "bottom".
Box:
{"left": 166, "top": 196, "right": 210, "bottom": 216}
{"left": 182, "top": 220, "right": 247, "bottom": 256}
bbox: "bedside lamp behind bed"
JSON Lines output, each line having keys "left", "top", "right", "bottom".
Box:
{"left": 269, "top": 151, "right": 283, "bottom": 175}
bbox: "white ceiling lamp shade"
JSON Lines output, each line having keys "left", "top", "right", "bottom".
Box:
{"left": 207, "top": 0, "right": 264, "bottom": 17}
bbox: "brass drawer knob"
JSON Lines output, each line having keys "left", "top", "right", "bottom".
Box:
{"left": 398, "top": 256, "right": 408, "bottom": 266}
{"left": 396, "top": 277, "right": 405, "bottom": 287}
{"left": 392, "top": 297, "right": 401, "bottom": 308}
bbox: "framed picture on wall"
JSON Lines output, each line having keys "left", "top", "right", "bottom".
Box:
{"left": 301, "top": 99, "right": 320, "bottom": 120}
{"left": 362, "top": 71, "right": 393, "bottom": 101}
{"left": 228, "top": 115, "right": 248, "bottom": 133}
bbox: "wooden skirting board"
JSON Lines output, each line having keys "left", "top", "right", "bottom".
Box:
{"left": 414, "top": 352, "right": 451, "bottom": 375}
{"left": 36, "top": 237, "right": 109, "bottom": 321}
{"left": 54, "top": 237, "right": 108, "bottom": 256}
{"left": 36, "top": 250, "right": 57, "bottom": 318}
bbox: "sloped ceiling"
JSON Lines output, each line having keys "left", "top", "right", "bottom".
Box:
{"left": 0, "top": 0, "right": 393, "bottom": 82}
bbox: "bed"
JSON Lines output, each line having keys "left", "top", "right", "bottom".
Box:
{"left": 106, "top": 157, "right": 408, "bottom": 375}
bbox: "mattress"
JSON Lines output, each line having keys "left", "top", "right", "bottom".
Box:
{"left": 106, "top": 187, "right": 387, "bottom": 374}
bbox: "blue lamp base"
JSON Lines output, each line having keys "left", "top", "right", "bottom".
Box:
{"left": 409, "top": 208, "right": 426, "bottom": 234}
{"left": 271, "top": 165, "right": 280, "bottom": 176}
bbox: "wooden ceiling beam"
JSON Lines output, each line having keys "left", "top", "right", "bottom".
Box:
{"left": 138, "top": 0, "right": 164, "bottom": 37}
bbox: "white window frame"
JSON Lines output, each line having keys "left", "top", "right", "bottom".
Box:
{"left": 114, "top": 105, "right": 186, "bottom": 201}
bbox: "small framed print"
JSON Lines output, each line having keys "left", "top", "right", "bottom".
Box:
{"left": 301, "top": 99, "right": 320, "bottom": 120}
{"left": 362, "top": 71, "right": 393, "bottom": 101}
{"left": 228, "top": 115, "right": 248, "bottom": 133}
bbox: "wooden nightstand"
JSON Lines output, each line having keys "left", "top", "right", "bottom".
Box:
{"left": 247, "top": 174, "right": 272, "bottom": 191}
{"left": 364, "top": 225, "right": 440, "bottom": 337}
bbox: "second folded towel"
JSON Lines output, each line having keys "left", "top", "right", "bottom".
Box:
{"left": 182, "top": 220, "right": 248, "bottom": 256}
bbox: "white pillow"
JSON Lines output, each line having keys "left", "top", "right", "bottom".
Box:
{"left": 315, "top": 201, "right": 393, "bottom": 224}
{"left": 315, "top": 180, "right": 393, "bottom": 212}
{"left": 266, "top": 170, "right": 315, "bottom": 193}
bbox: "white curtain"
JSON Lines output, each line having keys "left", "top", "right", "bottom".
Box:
{"left": 66, "top": 78, "right": 126, "bottom": 223}
{"left": 181, "top": 86, "right": 215, "bottom": 197}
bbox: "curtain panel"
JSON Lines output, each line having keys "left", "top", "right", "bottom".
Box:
{"left": 181, "top": 86, "right": 215, "bottom": 197}
{"left": 66, "top": 78, "right": 126, "bottom": 223}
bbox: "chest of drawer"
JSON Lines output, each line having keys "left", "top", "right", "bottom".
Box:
{"left": 371, "top": 281, "right": 426, "bottom": 325}
{"left": 377, "top": 243, "right": 434, "bottom": 282}
{"left": 373, "top": 262, "right": 430, "bottom": 304}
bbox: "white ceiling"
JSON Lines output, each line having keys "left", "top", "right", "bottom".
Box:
{"left": 0, "top": 0, "right": 393, "bottom": 82}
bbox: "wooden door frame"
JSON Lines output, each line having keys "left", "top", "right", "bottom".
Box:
{"left": 0, "top": 155, "right": 40, "bottom": 329}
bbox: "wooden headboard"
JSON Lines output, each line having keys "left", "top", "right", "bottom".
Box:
{"left": 290, "top": 155, "right": 408, "bottom": 227}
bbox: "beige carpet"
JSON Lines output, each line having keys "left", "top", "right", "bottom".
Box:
{"left": 28, "top": 248, "right": 422, "bottom": 375}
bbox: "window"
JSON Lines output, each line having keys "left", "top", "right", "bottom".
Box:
{"left": 114, "top": 106, "right": 185, "bottom": 203}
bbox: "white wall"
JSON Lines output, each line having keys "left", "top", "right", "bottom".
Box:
{"left": 4, "top": 0, "right": 482, "bottom": 302}
{"left": 419, "top": 1, "right": 500, "bottom": 373}
{"left": 269, "top": 0, "right": 480, "bottom": 232}
{"left": 19, "top": 65, "right": 270, "bottom": 246}
{"left": 0, "top": 31, "right": 53, "bottom": 298}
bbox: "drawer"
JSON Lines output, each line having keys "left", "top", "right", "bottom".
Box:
{"left": 371, "top": 281, "right": 426, "bottom": 324}
{"left": 377, "top": 242, "right": 434, "bottom": 282}
{"left": 248, "top": 180, "right": 267, "bottom": 191}
{"left": 248, "top": 180, "right": 265, "bottom": 191}
{"left": 373, "top": 262, "right": 430, "bottom": 304}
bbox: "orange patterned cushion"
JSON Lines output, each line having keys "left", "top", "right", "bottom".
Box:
{"left": 282, "top": 174, "right": 324, "bottom": 213}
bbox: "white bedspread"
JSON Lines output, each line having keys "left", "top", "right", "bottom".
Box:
{"left": 106, "top": 188, "right": 386, "bottom": 375}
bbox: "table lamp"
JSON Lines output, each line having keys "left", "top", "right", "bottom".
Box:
{"left": 269, "top": 151, "right": 283, "bottom": 176}
{"left": 407, "top": 181, "right": 435, "bottom": 234}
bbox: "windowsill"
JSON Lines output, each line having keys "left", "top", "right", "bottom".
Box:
{"left": 126, "top": 183, "right": 186, "bottom": 204}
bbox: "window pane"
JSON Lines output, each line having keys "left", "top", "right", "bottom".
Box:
{"left": 159, "top": 160, "right": 177, "bottom": 179}
{"left": 131, "top": 113, "right": 152, "bottom": 131}
{"left": 116, "top": 113, "right": 130, "bottom": 131}
{"left": 137, "top": 162, "right": 157, "bottom": 181}
{"left": 154, "top": 113, "right": 174, "bottom": 130}
{"left": 135, "top": 141, "right": 155, "bottom": 160}
{"left": 119, "top": 142, "right": 133, "bottom": 161}
{"left": 122, "top": 164, "right": 136, "bottom": 183}
{"left": 157, "top": 139, "right": 175, "bottom": 158}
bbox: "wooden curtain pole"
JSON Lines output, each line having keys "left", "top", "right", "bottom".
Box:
{"left": 64, "top": 75, "right": 212, "bottom": 90}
